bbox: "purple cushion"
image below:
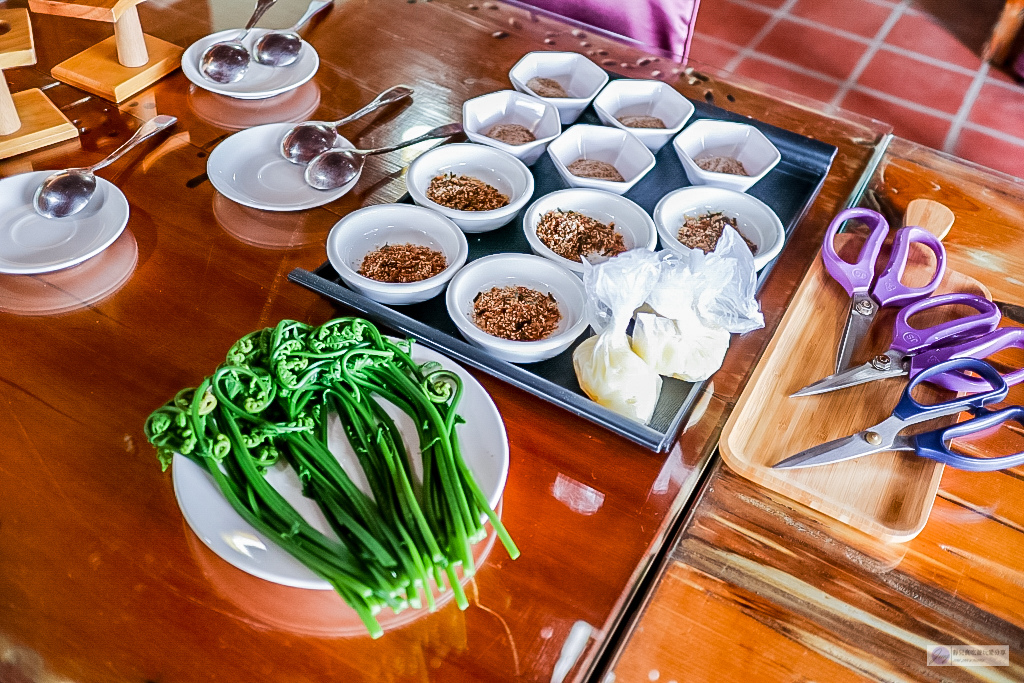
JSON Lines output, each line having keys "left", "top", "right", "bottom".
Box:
{"left": 518, "top": 0, "right": 700, "bottom": 62}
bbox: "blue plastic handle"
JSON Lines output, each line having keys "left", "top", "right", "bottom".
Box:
{"left": 892, "top": 357, "right": 1008, "bottom": 422}
{"left": 914, "top": 405, "right": 1024, "bottom": 471}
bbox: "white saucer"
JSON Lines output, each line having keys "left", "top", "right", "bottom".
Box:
{"left": 182, "top": 28, "right": 319, "bottom": 100}
{"left": 207, "top": 122, "right": 356, "bottom": 211}
{"left": 171, "top": 342, "right": 510, "bottom": 590}
{"left": 0, "top": 171, "right": 130, "bottom": 275}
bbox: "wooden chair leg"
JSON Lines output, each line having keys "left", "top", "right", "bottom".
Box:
{"left": 983, "top": 0, "right": 1024, "bottom": 65}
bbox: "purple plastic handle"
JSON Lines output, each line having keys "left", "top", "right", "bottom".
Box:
{"left": 890, "top": 292, "right": 1001, "bottom": 355}
{"left": 821, "top": 207, "right": 888, "bottom": 297}
{"left": 910, "top": 327, "right": 1024, "bottom": 391}
{"left": 872, "top": 226, "right": 946, "bottom": 307}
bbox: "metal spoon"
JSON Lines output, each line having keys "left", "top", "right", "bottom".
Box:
{"left": 33, "top": 115, "right": 178, "bottom": 220}
{"left": 305, "top": 122, "right": 464, "bottom": 191}
{"left": 252, "top": 0, "right": 332, "bottom": 68}
{"left": 199, "top": 0, "right": 278, "bottom": 84}
{"left": 281, "top": 85, "right": 414, "bottom": 165}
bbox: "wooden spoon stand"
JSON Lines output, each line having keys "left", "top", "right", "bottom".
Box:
{"left": 0, "top": 9, "right": 78, "bottom": 159}
{"left": 27, "top": 0, "right": 182, "bottom": 103}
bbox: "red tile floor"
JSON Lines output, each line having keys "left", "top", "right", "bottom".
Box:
{"left": 689, "top": 0, "right": 1024, "bottom": 179}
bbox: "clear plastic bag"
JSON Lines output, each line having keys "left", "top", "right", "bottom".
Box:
{"left": 631, "top": 309, "right": 730, "bottom": 382}
{"left": 573, "top": 250, "right": 663, "bottom": 424}
{"left": 648, "top": 225, "right": 765, "bottom": 334}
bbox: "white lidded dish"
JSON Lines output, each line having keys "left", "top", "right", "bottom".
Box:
{"left": 446, "top": 253, "right": 589, "bottom": 363}
{"left": 462, "top": 90, "right": 562, "bottom": 166}
{"left": 522, "top": 187, "right": 656, "bottom": 274}
{"left": 326, "top": 203, "right": 469, "bottom": 305}
{"left": 653, "top": 185, "right": 785, "bottom": 270}
{"left": 546, "top": 124, "right": 656, "bottom": 196}
{"left": 592, "top": 79, "right": 695, "bottom": 152}
{"left": 406, "top": 143, "right": 535, "bottom": 233}
{"left": 672, "top": 119, "right": 781, "bottom": 192}
{"left": 508, "top": 51, "right": 609, "bottom": 124}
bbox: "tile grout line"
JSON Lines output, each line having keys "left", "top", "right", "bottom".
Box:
{"left": 829, "top": 0, "right": 910, "bottom": 108}
{"left": 963, "top": 119, "right": 1024, "bottom": 147}
{"left": 721, "top": 0, "right": 800, "bottom": 74}
{"left": 942, "top": 62, "right": 991, "bottom": 153}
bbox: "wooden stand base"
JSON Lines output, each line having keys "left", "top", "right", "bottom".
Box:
{"left": 51, "top": 33, "right": 182, "bottom": 103}
{"left": 0, "top": 88, "right": 78, "bottom": 159}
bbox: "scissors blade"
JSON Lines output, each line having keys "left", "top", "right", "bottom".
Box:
{"left": 772, "top": 434, "right": 879, "bottom": 469}
{"left": 835, "top": 292, "right": 878, "bottom": 373}
{"left": 792, "top": 349, "right": 908, "bottom": 397}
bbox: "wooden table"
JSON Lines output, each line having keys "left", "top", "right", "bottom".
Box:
{"left": 0, "top": 1, "right": 897, "bottom": 681}
{"left": 606, "top": 140, "right": 1024, "bottom": 682}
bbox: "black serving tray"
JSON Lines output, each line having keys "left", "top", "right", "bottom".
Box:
{"left": 290, "top": 87, "right": 837, "bottom": 452}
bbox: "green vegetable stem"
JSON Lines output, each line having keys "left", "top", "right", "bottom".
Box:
{"left": 144, "top": 317, "right": 519, "bottom": 637}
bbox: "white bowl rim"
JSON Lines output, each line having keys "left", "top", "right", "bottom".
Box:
{"left": 407, "top": 143, "right": 535, "bottom": 218}
{"left": 447, "top": 253, "right": 589, "bottom": 348}
{"left": 327, "top": 205, "right": 469, "bottom": 292}
{"left": 592, "top": 79, "right": 696, "bottom": 134}
{"left": 672, "top": 119, "right": 781, "bottom": 179}
{"left": 653, "top": 185, "right": 785, "bottom": 263}
{"left": 509, "top": 51, "right": 608, "bottom": 104}
{"left": 522, "top": 188, "right": 657, "bottom": 271}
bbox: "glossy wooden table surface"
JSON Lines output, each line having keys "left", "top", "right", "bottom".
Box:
{"left": 607, "top": 141, "right": 1024, "bottom": 682}
{"left": 0, "top": 1, "right": 891, "bottom": 681}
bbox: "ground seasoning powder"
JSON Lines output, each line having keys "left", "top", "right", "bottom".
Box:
{"left": 617, "top": 114, "right": 666, "bottom": 129}
{"left": 694, "top": 154, "right": 748, "bottom": 175}
{"left": 472, "top": 285, "right": 562, "bottom": 341}
{"left": 526, "top": 77, "right": 569, "bottom": 98}
{"left": 358, "top": 243, "right": 448, "bottom": 283}
{"left": 486, "top": 123, "right": 536, "bottom": 146}
{"left": 677, "top": 212, "right": 758, "bottom": 254}
{"left": 426, "top": 174, "right": 510, "bottom": 211}
{"left": 566, "top": 159, "right": 625, "bottom": 182}
{"left": 536, "top": 209, "right": 626, "bottom": 262}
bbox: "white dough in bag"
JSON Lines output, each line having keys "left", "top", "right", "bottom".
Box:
{"left": 573, "top": 332, "right": 662, "bottom": 424}
{"left": 631, "top": 311, "right": 730, "bottom": 382}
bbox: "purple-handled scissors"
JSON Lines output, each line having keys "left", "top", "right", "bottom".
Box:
{"left": 776, "top": 358, "right": 1024, "bottom": 472}
{"left": 823, "top": 208, "right": 947, "bottom": 373}
{"left": 792, "top": 292, "right": 1001, "bottom": 396}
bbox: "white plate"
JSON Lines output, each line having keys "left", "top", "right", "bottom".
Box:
{"left": 0, "top": 171, "right": 129, "bottom": 274}
{"left": 207, "top": 122, "right": 355, "bottom": 211}
{"left": 172, "top": 342, "right": 510, "bottom": 590}
{"left": 182, "top": 28, "right": 319, "bottom": 100}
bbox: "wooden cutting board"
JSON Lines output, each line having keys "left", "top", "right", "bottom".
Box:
{"left": 720, "top": 227, "right": 990, "bottom": 542}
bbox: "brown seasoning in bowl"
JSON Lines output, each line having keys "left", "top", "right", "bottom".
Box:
{"left": 426, "top": 173, "right": 510, "bottom": 211}
{"left": 694, "top": 154, "right": 748, "bottom": 175}
{"left": 472, "top": 285, "right": 562, "bottom": 341}
{"left": 526, "top": 77, "right": 569, "bottom": 98}
{"left": 486, "top": 123, "right": 536, "bottom": 146}
{"left": 677, "top": 212, "right": 758, "bottom": 254}
{"left": 617, "top": 114, "right": 666, "bottom": 129}
{"left": 536, "top": 209, "right": 626, "bottom": 262}
{"left": 566, "top": 158, "right": 625, "bottom": 182}
{"left": 359, "top": 243, "right": 448, "bottom": 283}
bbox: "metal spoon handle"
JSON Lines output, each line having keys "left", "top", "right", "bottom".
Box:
{"left": 244, "top": 0, "right": 278, "bottom": 32}
{"left": 87, "top": 115, "right": 178, "bottom": 173}
{"left": 331, "top": 85, "right": 414, "bottom": 128}
{"left": 358, "top": 122, "right": 463, "bottom": 156}
{"left": 287, "top": 0, "right": 332, "bottom": 32}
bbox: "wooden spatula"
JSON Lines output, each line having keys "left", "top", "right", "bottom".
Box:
{"left": 903, "top": 198, "right": 955, "bottom": 239}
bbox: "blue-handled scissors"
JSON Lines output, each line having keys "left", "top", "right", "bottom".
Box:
{"left": 774, "top": 358, "right": 1024, "bottom": 472}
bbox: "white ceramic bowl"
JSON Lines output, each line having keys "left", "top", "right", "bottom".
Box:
{"left": 406, "top": 143, "right": 535, "bottom": 233}
{"left": 522, "top": 188, "right": 656, "bottom": 274}
{"left": 672, "top": 119, "right": 781, "bottom": 192}
{"left": 653, "top": 186, "right": 785, "bottom": 270}
{"left": 446, "top": 253, "right": 588, "bottom": 363}
{"left": 463, "top": 90, "right": 562, "bottom": 166}
{"left": 326, "top": 204, "right": 469, "bottom": 305}
{"left": 546, "top": 124, "right": 655, "bottom": 195}
{"left": 593, "top": 79, "right": 695, "bottom": 153}
{"left": 508, "top": 51, "right": 609, "bottom": 124}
